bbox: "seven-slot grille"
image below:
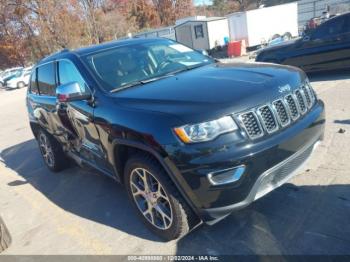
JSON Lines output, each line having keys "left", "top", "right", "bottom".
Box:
{"left": 237, "top": 85, "right": 316, "bottom": 140}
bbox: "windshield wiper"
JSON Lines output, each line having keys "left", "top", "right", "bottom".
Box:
{"left": 110, "top": 81, "right": 143, "bottom": 93}
{"left": 164, "top": 64, "right": 204, "bottom": 76}
{"left": 140, "top": 74, "right": 174, "bottom": 84}
{"left": 110, "top": 74, "right": 174, "bottom": 93}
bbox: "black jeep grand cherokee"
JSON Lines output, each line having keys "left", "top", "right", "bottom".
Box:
{"left": 26, "top": 38, "right": 325, "bottom": 240}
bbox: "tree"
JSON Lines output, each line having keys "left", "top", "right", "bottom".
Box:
{"left": 211, "top": 0, "right": 238, "bottom": 16}
{"left": 152, "top": 0, "right": 195, "bottom": 26}
{"left": 174, "top": 0, "right": 195, "bottom": 20}
{"left": 130, "top": 0, "right": 160, "bottom": 29}
{"left": 0, "top": 0, "right": 198, "bottom": 68}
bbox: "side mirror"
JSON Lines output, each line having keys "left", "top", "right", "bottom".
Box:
{"left": 56, "top": 82, "right": 91, "bottom": 103}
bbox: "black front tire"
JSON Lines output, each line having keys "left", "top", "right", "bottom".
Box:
{"left": 124, "top": 154, "right": 199, "bottom": 241}
{"left": 37, "top": 129, "right": 68, "bottom": 172}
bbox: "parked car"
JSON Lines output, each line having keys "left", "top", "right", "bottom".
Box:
{"left": 4, "top": 67, "right": 32, "bottom": 89}
{"left": 0, "top": 67, "right": 23, "bottom": 88}
{"left": 255, "top": 12, "right": 350, "bottom": 72}
{"left": 26, "top": 38, "right": 325, "bottom": 240}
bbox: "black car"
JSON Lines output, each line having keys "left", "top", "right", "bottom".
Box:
{"left": 256, "top": 12, "right": 350, "bottom": 72}
{"left": 26, "top": 38, "right": 325, "bottom": 240}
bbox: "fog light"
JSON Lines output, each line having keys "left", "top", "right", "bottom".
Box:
{"left": 207, "top": 166, "right": 245, "bottom": 186}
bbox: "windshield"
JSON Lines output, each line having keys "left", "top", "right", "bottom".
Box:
{"left": 4, "top": 69, "right": 23, "bottom": 80}
{"left": 83, "top": 39, "right": 214, "bottom": 92}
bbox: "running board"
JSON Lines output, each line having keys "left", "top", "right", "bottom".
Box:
{"left": 66, "top": 152, "right": 118, "bottom": 181}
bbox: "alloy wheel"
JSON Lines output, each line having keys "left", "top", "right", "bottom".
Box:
{"left": 38, "top": 133, "right": 55, "bottom": 168}
{"left": 130, "top": 168, "right": 173, "bottom": 230}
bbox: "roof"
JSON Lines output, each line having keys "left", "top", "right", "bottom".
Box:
{"left": 174, "top": 17, "right": 227, "bottom": 28}
{"left": 36, "top": 38, "right": 164, "bottom": 65}
{"left": 134, "top": 26, "right": 174, "bottom": 36}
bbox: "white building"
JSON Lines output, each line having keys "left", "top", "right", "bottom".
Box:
{"left": 174, "top": 17, "right": 230, "bottom": 50}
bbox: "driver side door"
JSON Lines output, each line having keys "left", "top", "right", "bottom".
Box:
{"left": 57, "top": 60, "right": 114, "bottom": 176}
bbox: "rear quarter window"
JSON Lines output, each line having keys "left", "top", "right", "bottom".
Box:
{"left": 37, "top": 63, "right": 56, "bottom": 96}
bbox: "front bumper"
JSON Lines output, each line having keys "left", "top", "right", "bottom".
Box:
{"left": 203, "top": 138, "right": 320, "bottom": 224}
{"left": 164, "top": 100, "right": 325, "bottom": 223}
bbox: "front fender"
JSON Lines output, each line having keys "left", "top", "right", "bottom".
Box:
{"left": 110, "top": 138, "right": 202, "bottom": 218}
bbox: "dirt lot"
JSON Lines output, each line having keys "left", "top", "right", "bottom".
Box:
{"left": 0, "top": 70, "right": 350, "bottom": 255}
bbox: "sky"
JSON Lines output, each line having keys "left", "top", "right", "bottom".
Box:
{"left": 194, "top": 0, "right": 213, "bottom": 6}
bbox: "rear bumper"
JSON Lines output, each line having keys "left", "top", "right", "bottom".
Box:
{"left": 164, "top": 100, "right": 325, "bottom": 223}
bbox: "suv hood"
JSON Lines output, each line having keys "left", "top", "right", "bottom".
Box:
{"left": 112, "top": 62, "right": 306, "bottom": 123}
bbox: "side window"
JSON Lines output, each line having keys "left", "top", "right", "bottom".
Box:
{"left": 37, "top": 63, "right": 56, "bottom": 96}
{"left": 194, "top": 25, "right": 204, "bottom": 39}
{"left": 312, "top": 17, "right": 345, "bottom": 39}
{"left": 29, "top": 69, "right": 39, "bottom": 94}
{"left": 58, "top": 60, "right": 86, "bottom": 92}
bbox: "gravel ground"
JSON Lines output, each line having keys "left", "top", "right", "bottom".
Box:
{"left": 0, "top": 68, "right": 349, "bottom": 255}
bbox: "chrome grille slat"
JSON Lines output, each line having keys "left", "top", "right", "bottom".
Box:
{"left": 307, "top": 84, "right": 316, "bottom": 105}
{"left": 272, "top": 99, "right": 290, "bottom": 127}
{"left": 295, "top": 90, "right": 307, "bottom": 114}
{"left": 257, "top": 105, "right": 278, "bottom": 133}
{"left": 285, "top": 94, "right": 300, "bottom": 120}
{"left": 237, "top": 86, "right": 316, "bottom": 140}
{"left": 301, "top": 85, "right": 312, "bottom": 108}
{"left": 238, "top": 111, "right": 264, "bottom": 139}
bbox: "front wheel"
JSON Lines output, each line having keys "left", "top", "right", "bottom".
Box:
{"left": 124, "top": 154, "right": 198, "bottom": 240}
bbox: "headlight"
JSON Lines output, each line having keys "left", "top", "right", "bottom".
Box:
{"left": 174, "top": 116, "right": 238, "bottom": 143}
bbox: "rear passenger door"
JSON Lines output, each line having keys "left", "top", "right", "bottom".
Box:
{"left": 27, "top": 62, "right": 63, "bottom": 138}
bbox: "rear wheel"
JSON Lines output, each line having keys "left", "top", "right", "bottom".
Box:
{"left": 124, "top": 154, "right": 198, "bottom": 240}
{"left": 37, "top": 129, "right": 68, "bottom": 172}
{"left": 17, "top": 81, "right": 25, "bottom": 89}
